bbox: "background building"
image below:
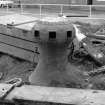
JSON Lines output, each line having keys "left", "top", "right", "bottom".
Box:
{"left": 14, "top": 0, "right": 105, "bottom": 5}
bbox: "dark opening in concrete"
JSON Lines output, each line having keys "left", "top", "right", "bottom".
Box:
{"left": 34, "top": 30, "right": 40, "bottom": 38}
{"left": 67, "top": 31, "right": 72, "bottom": 39}
{"left": 49, "top": 32, "right": 56, "bottom": 39}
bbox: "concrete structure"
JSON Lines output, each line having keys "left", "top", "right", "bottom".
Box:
{"left": 6, "top": 84, "right": 105, "bottom": 105}
{"left": 0, "top": 83, "right": 104, "bottom": 105}
{"left": 29, "top": 17, "right": 75, "bottom": 86}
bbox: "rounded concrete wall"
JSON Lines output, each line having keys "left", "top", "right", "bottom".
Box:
{"left": 33, "top": 17, "right": 75, "bottom": 43}
{"left": 29, "top": 17, "right": 76, "bottom": 86}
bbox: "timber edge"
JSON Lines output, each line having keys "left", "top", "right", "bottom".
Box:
{"left": 0, "top": 83, "right": 104, "bottom": 105}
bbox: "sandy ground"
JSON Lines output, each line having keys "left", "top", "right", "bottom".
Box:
{"left": 0, "top": 8, "right": 105, "bottom": 89}
{"left": 0, "top": 6, "right": 104, "bottom": 105}
{"left": 0, "top": 18, "right": 104, "bottom": 90}
{"left": 0, "top": 7, "right": 105, "bottom": 89}
{"left": 0, "top": 53, "right": 35, "bottom": 83}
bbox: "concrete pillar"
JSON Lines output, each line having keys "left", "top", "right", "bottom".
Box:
{"left": 29, "top": 17, "right": 81, "bottom": 87}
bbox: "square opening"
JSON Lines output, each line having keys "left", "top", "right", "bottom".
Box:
{"left": 67, "top": 31, "right": 72, "bottom": 39}
{"left": 49, "top": 32, "right": 56, "bottom": 39}
{"left": 34, "top": 30, "right": 40, "bottom": 37}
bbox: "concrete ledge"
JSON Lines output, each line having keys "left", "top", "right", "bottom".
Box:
{"left": 0, "top": 43, "right": 38, "bottom": 62}
{"left": 4, "top": 85, "right": 105, "bottom": 105}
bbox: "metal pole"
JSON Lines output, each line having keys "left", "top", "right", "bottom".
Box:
{"left": 89, "top": 5, "right": 92, "bottom": 17}
{"left": 6, "top": 4, "right": 9, "bottom": 13}
{"left": 21, "top": 4, "right": 23, "bottom": 14}
{"left": 40, "top": 5, "right": 42, "bottom": 19}
{"left": 60, "top": 4, "right": 63, "bottom": 15}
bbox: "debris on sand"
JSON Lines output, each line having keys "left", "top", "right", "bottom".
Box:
{"left": 0, "top": 54, "right": 36, "bottom": 84}
{"left": 5, "top": 77, "right": 23, "bottom": 87}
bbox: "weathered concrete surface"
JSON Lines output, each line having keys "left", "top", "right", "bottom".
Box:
{"left": 0, "top": 54, "right": 35, "bottom": 83}
{"left": 29, "top": 17, "right": 87, "bottom": 87}
{"left": 0, "top": 83, "right": 14, "bottom": 99}
{"left": 6, "top": 85, "right": 105, "bottom": 105}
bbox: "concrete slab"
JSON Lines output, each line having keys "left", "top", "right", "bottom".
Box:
{"left": 0, "top": 14, "right": 38, "bottom": 30}
{"left": 0, "top": 43, "right": 38, "bottom": 62}
{"left": 6, "top": 85, "right": 105, "bottom": 105}
{"left": 0, "top": 33, "right": 38, "bottom": 52}
{"left": 15, "top": 22, "right": 37, "bottom": 31}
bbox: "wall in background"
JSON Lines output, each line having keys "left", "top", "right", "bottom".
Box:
{"left": 13, "top": 0, "right": 105, "bottom": 5}
{"left": 18, "top": 0, "right": 70, "bottom": 4}
{"left": 93, "top": 0, "right": 105, "bottom": 5}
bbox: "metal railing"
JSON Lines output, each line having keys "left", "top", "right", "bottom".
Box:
{"left": 1, "top": 4, "right": 105, "bottom": 17}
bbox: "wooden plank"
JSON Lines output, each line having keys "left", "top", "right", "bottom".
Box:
{"left": 6, "top": 85, "right": 105, "bottom": 105}
{"left": 0, "top": 43, "right": 38, "bottom": 62}
{"left": 0, "top": 33, "right": 38, "bottom": 52}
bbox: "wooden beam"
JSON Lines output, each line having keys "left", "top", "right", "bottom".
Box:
{"left": 0, "top": 33, "right": 38, "bottom": 52}
{"left": 0, "top": 43, "right": 38, "bottom": 62}
{"left": 0, "top": 27, "right": 35, "bottom": 42}
{"left": 6, "top": 85, "right": 105, "bottom": 105}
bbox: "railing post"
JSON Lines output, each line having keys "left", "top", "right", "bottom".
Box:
{"left": 40, "top": 4, "right": 42, "bottom": 19}
{"left": 6, "top": 4, "right": 9, "bottom": 13}
{"left": 89, "top": 5, "right": 92, "bottom": 17}
{"left": 60, "top": 4, "right": 63, "bottom": 15}
{"left": 21, "top": 4, "right": 23, "bottom": 14}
